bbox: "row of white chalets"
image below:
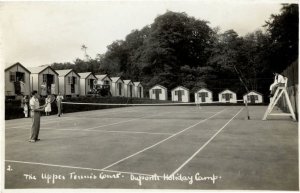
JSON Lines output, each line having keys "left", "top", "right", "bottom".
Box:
{"left": 5, "top": 63, "right": 144, "bottom": 98}
{"left": 149, "top": 84, "right": 264, "bottom": 104}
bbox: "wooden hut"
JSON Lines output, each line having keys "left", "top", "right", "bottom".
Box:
{"left": 149, "top": 85, "right": 168, "bottom": 100}
{"left": 111, "top": 77, "right": 124, "bottom": 97}
{"left": 78, "top": 72, "right": 97, "bottom": 96}
{"left": 134, "top": 82, "right": 144, "bottom": 98}
{"left": 5, "top": 62, "right": 31, "bottom": 99}
{"left": 243, "top": 90, "right": 263, "bottom": 104}
{"left": 218, "top": 89, "right": 237, "bottom": 103}
{"left": 56, "top": 69, "right": 80, "bottom": 97}
{"left": 171, "top": 86, "right": 190, "bottom": 102}
{"left": 124, "top": 80, "right": 134, "bottom": 98}
{"left": 28, "top": 66, "right": 59, "bottom": 96}
{"left": 195, "top": 88, "right": 213, "bottom": 103}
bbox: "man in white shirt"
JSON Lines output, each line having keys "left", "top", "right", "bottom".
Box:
{"left": 29, "top": 91, "right": 45, "bottom": 142}
{"left": 269, "top": 72, "right": 286, "bottom": 97}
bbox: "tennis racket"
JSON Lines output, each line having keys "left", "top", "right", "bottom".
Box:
{"left": 42, "top": 94, "right": 56, "bottom": 108}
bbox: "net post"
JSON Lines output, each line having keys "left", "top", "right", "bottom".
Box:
{"left": 244, "top": 98, "right": 250, "bottom": 120}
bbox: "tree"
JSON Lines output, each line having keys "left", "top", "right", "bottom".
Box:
{"left": 265, "top": 4, "right": 298, "bottom": 72}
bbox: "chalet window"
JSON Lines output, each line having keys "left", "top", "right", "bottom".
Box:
{"left": 229, "top": 94, "right": 233, "bottom": 98}
{"left": 255, "top": 95, "right": 258, "bottom": 100}
{"left": 175, "top": 91, "right": 178, "bottom": 95}
{"left": 222, "top": 94, "right": 225, "bottom": 99}
{"left": 104, "top": 80, "right": 109, "bottom": 85}
{"left": 10, "top": 72, "right": 16, "bottom": 82}
{"left": 88, "top": 79, "right": 90, "bottom": 85}
{"left": 181, "top": 90, "right": 184, "bottom": 96}
{"left": 43, "top": 74, "right": 47, "bottom": 83}
{"left": 68, "top": 77, "right": 71, "bottom": 85}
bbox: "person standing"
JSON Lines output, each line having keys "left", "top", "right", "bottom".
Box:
{"left": 56, "top": 93, "right": 64, "bottom": 117}
{"left": 269, "top": 72, "right": 286, "bottom": 97}
{"left": 29, "top": 91, "right": 45, "bottom": 143}
{"left": 23, "top": 95, "right": 29, "bottom": 118}
{"left": 45, "top": 95, "right": 52, "bottom": 116}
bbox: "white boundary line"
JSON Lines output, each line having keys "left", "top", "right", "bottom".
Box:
{"left": 170, "top": 107, "right": 244, "bottom": 176}
{"left": 5, "top": 160, "right": 162, "bottom": 178}
{"left": 85, "top": 111, "right": 172, "bottom": 130}
{"left": 101, "top": 109, "right": 225, "bottom": 170}
{"left": 54, "top": 128, "right": 173, "bottom": 135}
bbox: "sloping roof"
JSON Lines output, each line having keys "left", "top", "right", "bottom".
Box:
{"left": 134, "top": 82, "right": 142, "bottom": 86}
{"left": 243, "top": 90, "right": 263, "bottom": 96}
{"left": 78, "top": 72, "right": 95, "bottom": 79}
{"left": 123, "top": 80, "right": 133, "bottom": 85}
{"left": 171, "top": 86, "right": 189, "bottom": 92}
{"left": 150, "top": 84, "right": 167, "bottom": 90}
{"left": 196, "top": 87, "right": 212, "bottom": 93}
{"left": 95, "top": 74, "right": 112, "bottom": 81}
{"left": 56, "top": 69, "right": 73, "bottom": 76}
{"left": 111, "top": 77, "right": 124, "bottom": 83}
{"left": 56, "top": 69, "right": 80, "bottom": 77}
{"left": 219, "top": 89, "right": 236, "bottom": 94}
{"left": 27, "top": 66, "right": 58, "bottom": 75}
{"left": 5, "top": 62, "right": 31, "bottom": 74}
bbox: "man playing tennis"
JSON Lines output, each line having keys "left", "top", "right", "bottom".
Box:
{"left": 29, "top": 91, "right": 45, "bottom": 143}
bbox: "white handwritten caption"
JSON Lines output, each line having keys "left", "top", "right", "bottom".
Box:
{"left": 22, "top": 172, "right": 221, "bottom": 186}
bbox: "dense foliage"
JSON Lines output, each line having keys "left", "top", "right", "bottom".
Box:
{"left": 51, "top": 5, "right": 298, "bottom": 100}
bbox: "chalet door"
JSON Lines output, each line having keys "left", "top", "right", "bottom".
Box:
{"left": 118, "top": 83, "right": 122, "bottom": 95}
{"left": 71, "top": 77, "right": 76, "bottom": 93}
{"left": 90, "top": 79, "right": 94, "bottom": 90}
{"left": 200, "top": 93, "right": 206, "bottom": 102}
{"left": 250, "top": 95, "right": 255, "bottom": 103}
{"left": 129, "top": 85, "right": 133, "bottom": 97}
{"left": 139, "top": 87, "right": 142, "bottom": 98}
{"left": 47, "top": 74, "right": 54, "bottom": 94}
{"left": 178, "top": 90, "right": 182, "bottom": 102}
{"left": 155, "top": 89, "right": 161, "bottom": 100}
{"left": 225, "top": 94, "right": 230, "bottom": 102}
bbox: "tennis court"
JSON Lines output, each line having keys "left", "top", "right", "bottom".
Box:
{"left": 5, "top": 105, "right": 298, "bottom": 190}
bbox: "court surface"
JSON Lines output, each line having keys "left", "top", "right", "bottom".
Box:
{"left": 4, "top": 105, "right": 299, "bottom": 190}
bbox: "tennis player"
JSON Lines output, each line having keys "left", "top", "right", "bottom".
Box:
{"left": 29, "top": 91, "right": 45, "bottom": 143}
{"left": 56, "top": 93, "right": 64, "bottom": 117}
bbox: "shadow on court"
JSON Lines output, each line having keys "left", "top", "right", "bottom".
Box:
{"left": 4, "top": 106, "right": 298, "bottom": 190}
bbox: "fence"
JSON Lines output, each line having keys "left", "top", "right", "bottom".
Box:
{"left": 278, "top": 59, "right": 298, "bottom": 119}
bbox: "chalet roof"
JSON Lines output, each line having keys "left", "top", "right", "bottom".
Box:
{"left": 27, "top": 66, "right": 58, "bottom": 75}
{"left": 150, "top": 84, "right": 167, "bottom": 90}
{"left": 95, "top": 74, "right": 112, "bottom": 81}
{"left": 78, "top": 72, "right": 95, "bottom": 79}
{"left": 123, "top": 80, "right": 133, "bottom": 85}
{"left": 196, "top": 87, "right": 212, "bottom": 93}
{"left": 243, "top": 90, "right": 263, "bottom": 96}
{"left": 5, "top": 62, "right": 31, "bottom": 74}
{"left": 219, "top": 89, "right": 236, "bottom": 94}
{"left": 171, "top": 86, "right": 189, "bottom": 92}
{"left": 55, "top": 69, "right": 80, "bottom": 78}
{"left": 111, "top": 77, "right": 124, "bottom": 83}
{"left": 134, "top": 82, "right": 142, "bottom": 86}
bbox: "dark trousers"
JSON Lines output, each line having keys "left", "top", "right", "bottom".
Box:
{"left": 30, "top": 112, "right": 40, "bottom": 140}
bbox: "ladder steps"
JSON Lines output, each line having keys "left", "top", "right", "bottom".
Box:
{"left": 269, "top": 113, "right": 293, "bottom": 116}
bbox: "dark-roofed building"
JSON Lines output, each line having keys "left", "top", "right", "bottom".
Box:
{"left": 5, "top": 62, "right": 31, "bottom": 99}
{"left": 78, "top": 72, "right": 97, "bottom": 96}
{"left": 28, "top": 66, "right": 59, "bottom": 96}
{"left": 56, "top": 69, "right": 80, "bottom": 97}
